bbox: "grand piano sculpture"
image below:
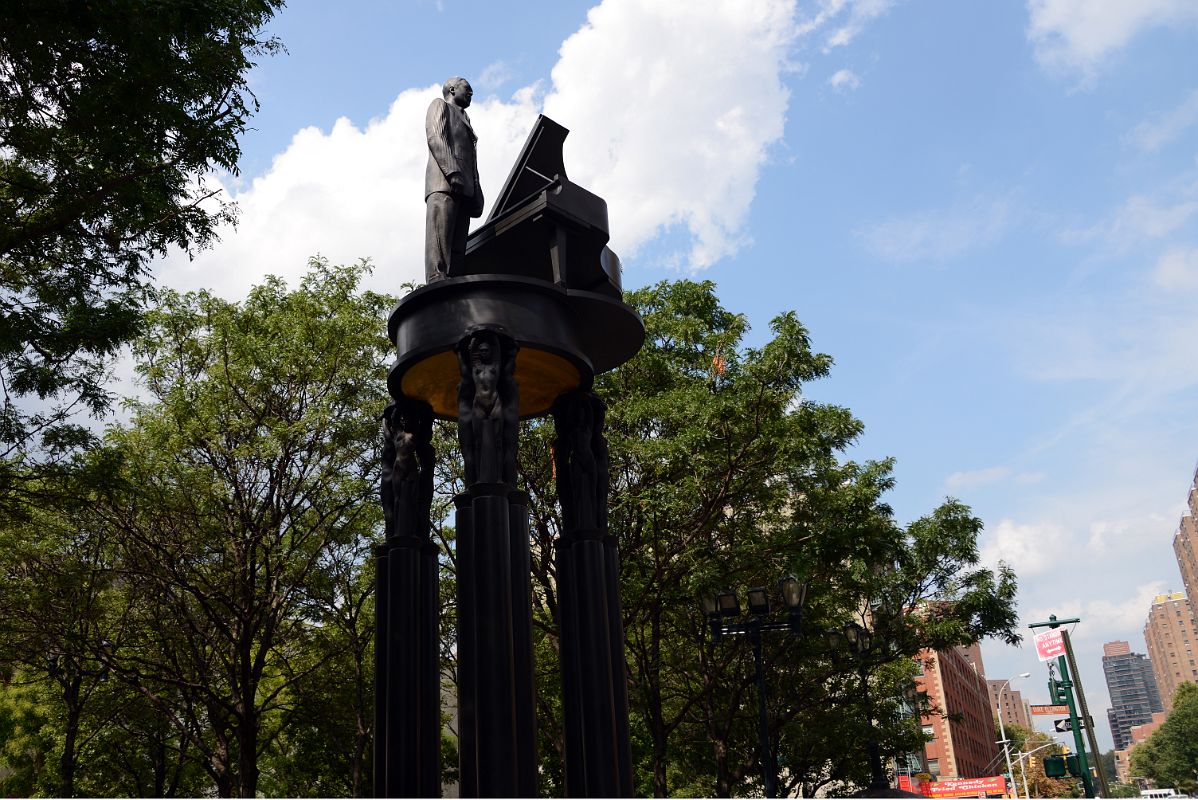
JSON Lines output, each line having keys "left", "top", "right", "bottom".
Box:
{"left": 375, "top": 116, "right": 642, "bottom": 798}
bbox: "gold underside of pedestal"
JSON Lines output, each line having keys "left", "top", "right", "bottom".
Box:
{"left": 400, "top": 347, "right": 583, "bottom": 418}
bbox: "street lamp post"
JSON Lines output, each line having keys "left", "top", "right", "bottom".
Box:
{"left": 996, "top": 672, "right": 1031, "bottom": 800}
{"left": 826, "top": 620, "right": 890, "bottom": 793}
{"left": 702, "top": 577, "right": 809, "bottom": 799}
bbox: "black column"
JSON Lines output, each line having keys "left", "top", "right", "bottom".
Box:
{"left": 454, "top": 493, "right": 477, "bottom": 799}
{"left": 372, "top": 544, "right": 389, "bottom": 794}
{"left": 374, "top": 399, "right": 440, "bottom": 798}
{"left": 508, "top": 491, "right": 539, "bottom": 794}
{"left": 453, "top": 330, "right": 537, "bottom": 797}
{"left": 551, "top": 390, "right": 633, "bottom": 797}
{"left": 556, "top": 533, "right": 586, "bottom": 797}
{"left": 604, "top": 534, "right": 634, "bottom": 795}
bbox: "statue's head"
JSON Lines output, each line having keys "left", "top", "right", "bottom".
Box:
{"left": 469, "top": 331, "right": 498, "bottom": 367}
{"left": 443, "top": 77, "right": 473, "bottom": 109}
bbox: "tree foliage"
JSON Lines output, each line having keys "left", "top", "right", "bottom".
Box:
{"left": 0, "top": 0, "right": 282, "bottom": 491}
{"left": 1014, "top": 728, "right": 1077, "bottom": 799}
{"left": 2, "top": 273, "right": 1019, "bottom": 797}
{"left": 1130, "top": 682, "right": 1198, "bottom": 794}
{"left": 0, "top": 261, "right": 391, "bottom": 797}
{"left": 504, "top": 280, "right": 1020, "bottom": 797}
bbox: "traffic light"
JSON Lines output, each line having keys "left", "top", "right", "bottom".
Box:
{"left": 1048, "top": 677, "right": 1069, "bottom": 704}
{"left": 1044, "top": 756, "right": 1067, "bottom": 778}
{"left": 1066, "top": 755, "right": 1083, "bottom": 778}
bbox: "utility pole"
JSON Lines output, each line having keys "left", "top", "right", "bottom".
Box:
{"left": 1052, "top": 655, "right": 1094, "bottom": 797}
{"left": 1063, "top": 628, "right": 1110, "bottom": 797}
{"left": 1030, "top": 615, "right": 1096, "bottom": 798}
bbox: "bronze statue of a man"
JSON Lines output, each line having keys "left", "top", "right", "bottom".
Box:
{"left": 425, "top": 76, "right": 483, "bottom": 282}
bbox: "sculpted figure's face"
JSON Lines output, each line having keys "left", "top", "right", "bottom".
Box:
{"left": 451, "top": 80, "right": 473, "bottom": 109}
{"left": 472, "top": 339, "right": 498, "bottom": 392}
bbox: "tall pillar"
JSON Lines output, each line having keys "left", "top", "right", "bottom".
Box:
{"left": 552, "top": 390, "right": 634, "bottom": 797}
{"left": 453, "top": 329, "right": 538, "bottom": 797}
{"left": 374, "top": 398, "right": 441, "bottom": 798}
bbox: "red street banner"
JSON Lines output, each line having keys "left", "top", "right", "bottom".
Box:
{"left": 1034, "top": 629, "right": 1065, "bottom": 662}
{"left": 921, "top": 776, "right": 1007, "bottom": 798}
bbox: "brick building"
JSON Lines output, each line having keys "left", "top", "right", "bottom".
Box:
{"left": 987, "top": 679, "right": 1032, "bottom": 731}
{"left": 1174, "top": 465, "right": 1198, "bottom": 605}
{"left": 916, "top": 647, "right": 1000, "bottom": 780}
{"left": 1143, "top": 591, "right": 1198, "bottom": 711}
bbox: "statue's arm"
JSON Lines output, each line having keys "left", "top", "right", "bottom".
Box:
{"left": 471, "top": 161, "right": 484, "bottom": 216}
{"left": 426, "top": 100, "right": 462, "bottom": 181}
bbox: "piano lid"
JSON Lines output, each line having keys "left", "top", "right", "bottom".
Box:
{"left": 486, "top": 115, "right": 570, "bottom": 222}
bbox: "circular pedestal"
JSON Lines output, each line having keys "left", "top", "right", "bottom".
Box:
{"left": 387, "top": 275, "right": 644, "bottom": 419}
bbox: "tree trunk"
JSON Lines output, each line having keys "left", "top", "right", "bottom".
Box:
{"left": 210, "top": 725, "right": 234, "bottom": 799}
{"left": 714, "top": 738, "right": 733, "bottom": 798}
{"left": 652, "top": 736, "right": 668, "bottom": 798}
{"left": 152, "top": 733, "right": 166, "bottom": 797}
{"left": 59, "top": 677, "right": 81, "bottom": 798}
{"left": 237, "top": 706, "right": 259, "bottom": 798}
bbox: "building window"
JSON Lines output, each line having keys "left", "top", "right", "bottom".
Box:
{"left": 928, "top": 759, "right": 940, "bottom": 776}
{"left": 922, "top": 725, "right": 935, "bottom": 738}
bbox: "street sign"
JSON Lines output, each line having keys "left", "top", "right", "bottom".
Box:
{"left": 1030, "top": 704, "right": 1069, "bottom": 715}
{"left": 1053, "top": 717, "right": 1091, "bottom": 732}
{"left": 923, "top": 776, "right": 1007, "bottom": 798}
{"left": 1034, "top": 628, "right": 1066, "bottom": 661}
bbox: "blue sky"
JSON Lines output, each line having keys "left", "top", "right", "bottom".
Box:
{"left": 154, "top": 0, "right": 1198, "bottom": 755}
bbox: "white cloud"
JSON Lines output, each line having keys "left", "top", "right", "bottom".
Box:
{"left": 1086, "top": 509, "right": 1178, "bottom": 556}
{"left": 814, "top": 0, "right": 894, "bottom": 52}
{"left": 944, "top": 466, "right": 1046, "bottom": 492}
{"left": 540, "top": 0, "right": 799, "bottom": 268}
{"left": 946, "top": 466, "right": 1012, "bottom": 491}
{"left": 1029, "top": 582, "right": 1166, "bottom": 641}
{"left": 1062, "top": 193, "right": 1198, "bottom": 250}
{"left": 859, "top": 194, "right": 1013, "bottom": 264}
{"left": 1017, "top": 293, "right": 1198, "bottom": 387}
{"left": 1153, "top": 245, "right": 1198, "bottom": 290}
{"left": 157, "top": 0, "right": 847, "bottom": 297}
{"left": 980, "top": 518, "right": 1072, "bottom": 577}
{"left": 1026, "top": 0, "right": 1198, "bottom": 80}
{"left": 1085, "top": 582, "right": 1167, "bottom": 634}
{"left": 1020, "top": 584, "right": 1159, "bottom": 646}
{"left": 1130, "top": 88, "right": 1198, "bottom": 152}
{"left": 477, "top": 60, "right": 514, "bottom": 92}
{"left": 829, "top": 68, "right": 861, "bottom": 91}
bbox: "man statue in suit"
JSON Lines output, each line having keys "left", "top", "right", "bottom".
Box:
{"left": 424, "top": 76, "right": 483, "bottom": 282}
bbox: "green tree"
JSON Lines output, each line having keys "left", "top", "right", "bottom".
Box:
{"left": 1014, "top": 730, "right": 1076, "bottom": 799}
{"left": 1099, "top": 749, "right": 1117, "bottom": 784}
{"left": 86, "top": 259, "right": 391, "bottom": 797}
{"left": 0, "top": 0, "right": 282, "bottom": 496}
{"left": 508, "top": 280, "right": 1019, "bottom": 796}
{"left": 0, "top": 472, "right": 128, "bottom": 797}
{"left": 0, "top": 674, "right": 57, "bottom": 795}
{"left": 1131, "top": 682, "right": 1198, "bottom": 793}
{"left": 264, "top": 540, "right": 376, "bottom": 797}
